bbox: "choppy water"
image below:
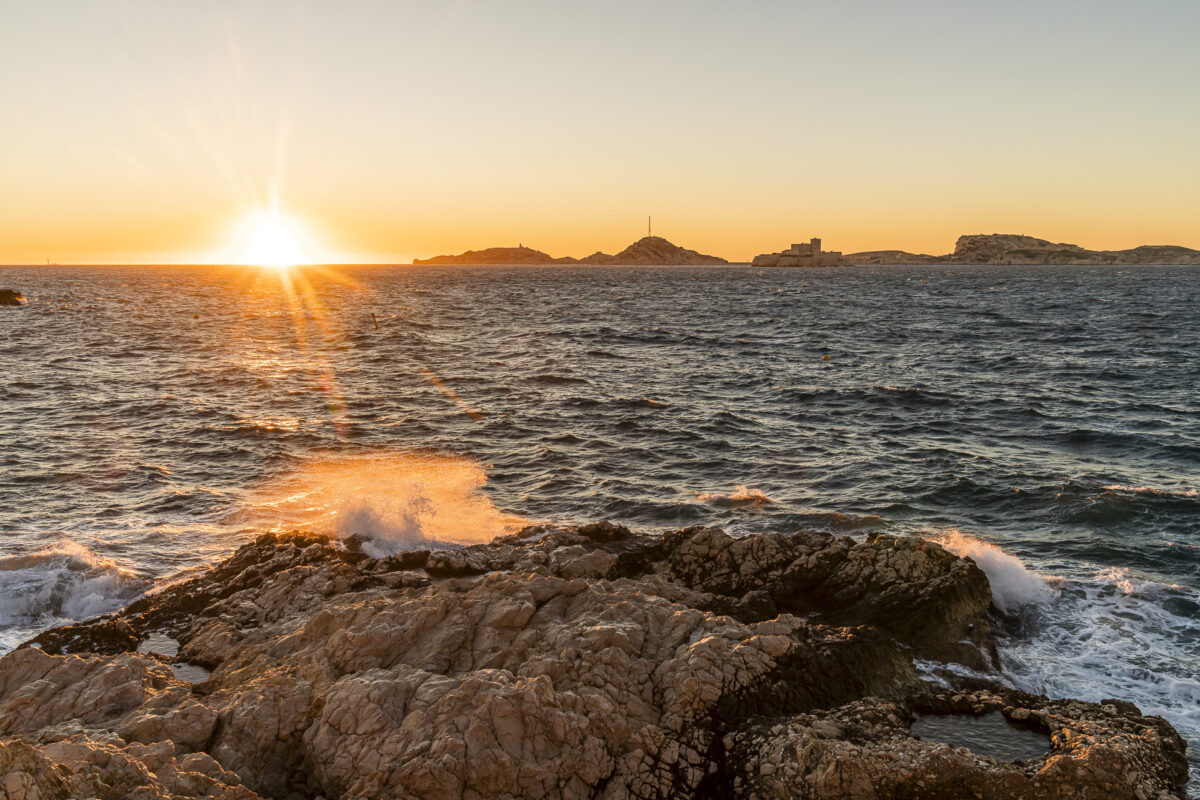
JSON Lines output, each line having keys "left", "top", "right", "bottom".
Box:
{"left": 2, "top": 263, "right": 1197, "bottom": 782}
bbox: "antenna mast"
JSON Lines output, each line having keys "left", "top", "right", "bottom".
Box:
{"left": 648, "top": 216, "right": 651, "bottom": 237}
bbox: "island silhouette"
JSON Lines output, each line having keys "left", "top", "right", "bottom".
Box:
{"left": 413, "top": 233, "right": 1200, "bottom": 266}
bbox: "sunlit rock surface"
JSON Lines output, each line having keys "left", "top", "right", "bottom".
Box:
{"left": 1, "top": 524, "right": 1188, "bottom": 799}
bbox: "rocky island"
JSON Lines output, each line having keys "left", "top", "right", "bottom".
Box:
{"left": 1, "top": 289, "right": 27, "bottom": 306}
{"left": 576, "top": 236, "right": 728, "bottom": 266}
{"left": 414, "top": 237, "right": 727, "bottom": 266}
{"left": 847, "top": 234, "right": 1200, "bottom": 265}
{"left": 412, "top": 246, "right": 578, "bottom": 266}
{"left": 411, "top": 233, "right": 1200, "bottom": 268}
{"left": 0, "top": 522, "right": 1188, "bottom": 799}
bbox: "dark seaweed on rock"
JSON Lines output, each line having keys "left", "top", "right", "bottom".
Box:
{"left": 3, "top": 523, "right": 1189, "bottom": 799}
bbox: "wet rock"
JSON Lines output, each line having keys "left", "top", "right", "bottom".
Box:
{"left": 651, "top": 526, "right": 997, "bottom": 667}
{"left": 0, "top": 289, "right": 25, "bottom": 306}
{"left": 731, "top": 689, "right": 1189, "bottom": 800}
{"left": 0, "top": 524, "right": 1187, "bottom": 799}
{"left": 30, "top": 617, "right": 139, "bottom": 656}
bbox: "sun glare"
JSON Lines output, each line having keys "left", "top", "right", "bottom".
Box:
{"left": 237, "top": 211, "right": 313, "bottom": 268}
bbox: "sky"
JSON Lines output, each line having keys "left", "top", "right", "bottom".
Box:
{"left": 1, "top": 0, "right": 1198, "bottom": 264}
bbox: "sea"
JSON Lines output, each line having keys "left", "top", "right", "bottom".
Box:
{"left": 1, "top": 263, "right": 1197, "bottom": 783}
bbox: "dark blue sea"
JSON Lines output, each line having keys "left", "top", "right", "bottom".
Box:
{"left": 1, "top": 263, "right": 1197, "bottom": 781}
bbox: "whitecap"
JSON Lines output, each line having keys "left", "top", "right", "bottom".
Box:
{"left": 1102, "top": 484, "right": 1198, "bottom": 498}
{"left": 697, "top": 485, "right": 772, "bottom": 508}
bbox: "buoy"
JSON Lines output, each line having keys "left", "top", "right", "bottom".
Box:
{"left": 822, "top": 354, "right": 831, "bottom": 361}
{"left": 371, "top": 313, "right": 379, "bottom": 330}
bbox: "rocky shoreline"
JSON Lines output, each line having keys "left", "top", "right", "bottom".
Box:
{"left": 0, "top": 523, "right": 1189, "bottom": 799}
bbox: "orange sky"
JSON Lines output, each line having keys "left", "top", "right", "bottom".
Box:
{"left": 2, "top": 1, "right": 1198, "bottom": 264}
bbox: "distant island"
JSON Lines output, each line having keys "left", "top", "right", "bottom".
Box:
{"left": 413, "top": 236, "right": 728, "bottom": 265}
{"left": 752, "top": 237, "right": 847, "bottom": 267}
{"left": 847, "top": 234, "right": 1200, "bottom": 265}
{"left": 413, "top": 232, "right": 1200, "bottom": 267}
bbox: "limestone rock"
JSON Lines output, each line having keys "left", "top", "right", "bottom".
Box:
{"left": 730, "top": 690, "right": 1189, "bottom": 800}
{"left": 0, "top": 523, "right": 1188, "bottom": 799}
{"left": 845, "top": 234, "right": 1200, "bottom": 265}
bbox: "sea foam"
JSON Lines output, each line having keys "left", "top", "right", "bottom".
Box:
{"left": 921, "top": 531, "right": 1199, "bottom": 787}
{"left": 998, "top": 566, "right": 1200, "bottom": 787}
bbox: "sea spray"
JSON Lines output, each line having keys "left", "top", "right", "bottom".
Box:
{"left": 934, "top": 529, "right": 1057, "bottom": 613}
{"left": 697, "top": 485, "right": 772, "bottom": 508}
{"left": 242, "top": 451, "right": 528, "bottom": 557}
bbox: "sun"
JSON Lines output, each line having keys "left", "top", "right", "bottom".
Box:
{"left": 236, "top": 211, "right": 313, "bottom": 268}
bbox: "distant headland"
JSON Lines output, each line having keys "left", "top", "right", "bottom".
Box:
{"left": 413, "top": 232, "right": 1200, "bottom": 267}
{"left": 847, "top": 234, "right": 1200, "bottom": 266}
{"left": 413, "top": 236, "right": 727, "bottom": 266}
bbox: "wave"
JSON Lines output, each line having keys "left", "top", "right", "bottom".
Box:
{"left": 996, "top": 566, "right": 1200, "bottom": 786}
{"left": 792, "top": 511, "right": 885, "bottom": 532}
{"left": 933, "top": 530, "right": 1056, "bottom": 613}
{"left": 1057, "top": 482, "right": 1200, "bottom": 529}
{"left": 923, "top": 530, "right": 1198, "bottom": 785}
{"left": 1103, "top": 484, "right": 1198, "bottom": 498}
{"left": 532, "top": 374, "right": 589, "bottom": 385}
{"left": 240, "top": 451, "right": 528, "bottom": 558}
{"left": 616, "top": 397, "right": 671, "bottom": 409}
{"left": 0, "top": 542, "right": 147, "bottom": 651}
{"left": 697, "top": 485, "right": 772, "bottom": 508}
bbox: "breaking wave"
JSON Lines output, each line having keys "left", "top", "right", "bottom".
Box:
{"left": 1102, "top": 484, "right": 1198, "bottom": 498}
{"left": 697, "top": 485, "right": 773, "bottom": 508}
{"left": 933, "top": 529, "right": 1057, "bottom": 613}
{"left": 918, "top": 530, "right": 1198, "bottom": 786}
{"left": 998, "top": 565, "right": 1200, "bottom": 785}
{"left": 0, "top": 542, "right": 147, "bottom": 652}
{"left": 242, "top": 451, "right": 528, "bottom": 558}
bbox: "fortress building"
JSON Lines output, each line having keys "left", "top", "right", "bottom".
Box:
{"left": 752, "top": 237, "right": 846, "bottom": 267}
